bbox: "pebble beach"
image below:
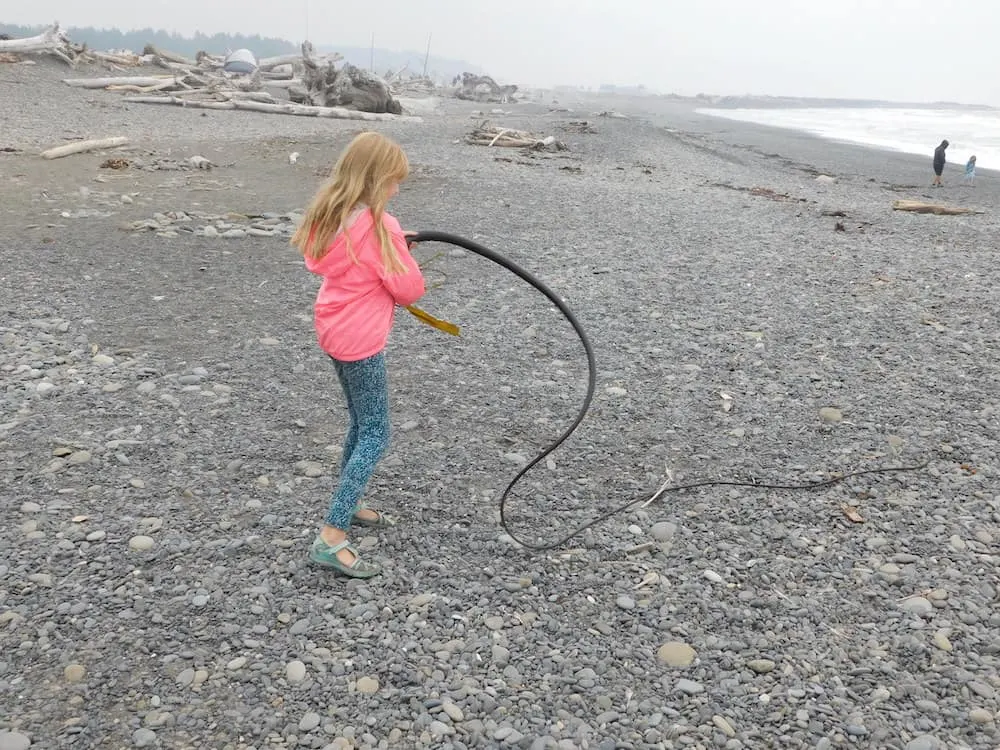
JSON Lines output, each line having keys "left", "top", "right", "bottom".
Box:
{"left": 1, "top": 58, "right": 999, "bottom": 750}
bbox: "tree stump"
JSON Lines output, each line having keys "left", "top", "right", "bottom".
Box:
{"left": 452, "top": 73, "right": 518, "bottom": 103}
{"left": 290, "top": 44, "right": 401, "bottom": 115}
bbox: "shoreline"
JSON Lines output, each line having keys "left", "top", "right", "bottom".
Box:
{"left": 583, "top": 92, "right": 1000, "bottom": 186}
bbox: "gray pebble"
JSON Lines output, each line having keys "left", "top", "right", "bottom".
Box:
{"left": 676, "top": 679, "right": 705, "bottom": 695}
{"left": 968, "top": 681, "right": 995, "bottom": 700}
{"left": 299, "top": 712, "right": 321, "bottom": 732}
{"left": 132, "top": 728, "right": 157, "bottom": 747}
{"left": 0, "top": 731, "right": 31, "bottom": 750}
{"left": 899, "top": 597, "right": 934, "bottom": 616}
{"left": 651, "top": 521, "right": 677, "bottom": 541}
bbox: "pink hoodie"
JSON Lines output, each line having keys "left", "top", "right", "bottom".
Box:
{"left": 304, "top": 209, "right": 425, "bottom": 362}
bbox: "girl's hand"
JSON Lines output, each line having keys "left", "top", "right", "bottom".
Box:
{"left": 403, "top": 230, "right": 418, "bottom": 247}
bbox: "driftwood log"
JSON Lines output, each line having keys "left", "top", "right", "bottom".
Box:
{"left": 123, "top": 95, "right": 420, "bottom": 122}
{"left": 41, "top": 136, "right": 129, "bottom": 160}
{"left": 290, "top": 43, "right": 401, "bottom": 115}
{"left": 257, "top": 50, "right": 340, "bottom": 72}
{"left": 64, "top": 75, "right": 182, "bottom": 89}
{"left": 0, "top": 22, "right": 79, "bottom": 65}
{"left": 453, "top": 73, "right": 518, "bottom": 103}
{"left": 892, "top": 200, "right": 982, "bottom": 216}
{"left": 0, "top": 23, "right": 71, "bottom": 55}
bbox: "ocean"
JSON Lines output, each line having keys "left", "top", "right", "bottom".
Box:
{"left": 697, "top": 106, "right": 1000, "bottom": 172}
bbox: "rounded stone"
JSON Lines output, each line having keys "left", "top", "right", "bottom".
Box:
{"left": 285, "top": 660, "right": 307, "bottom": 683}
{"left": 657, "top": 641, "right": 696, "bottom": 668}
{"left": 651, "top": 522, "right": 677, "bottom": 541}
{"left": 128, "top": 535, "right": 155, "bottom": 551}
{"left": 64, "top": 664, "right": 86, "bottom": 683}
{"left": 0, "top": 731, "right": 31, "bottom": 750}
{"left": 969, "top": 708, "right": 994, "bottom": 725}
{"left": 356, "top": 676, "right": 379, "bottom": 694}
{"left": 819, "top": 407, "right": 843, "bottom": 423}
{"left": 299, "top": 712, "right": 321, "bottom": 732}
{"left": 747, "top": 659, "right": 776, "bottom": 674}
{"left": 442, "top": 702, "right": 464, "bottom": 722}
{"left": 712, "top": 715, "right": 736, "bottom": 737}
{"left": 132, "top": 728, "right": 157, "bottom": 747}
{"left": 899, "top": 597, "right": 933, "bottom": 616}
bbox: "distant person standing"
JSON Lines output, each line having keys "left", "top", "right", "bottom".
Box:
{"left": 932, "top": 139, "right": 949, "bottom": 186}
{"left": 964, "top": 155, "right": 977, "bottom": 186}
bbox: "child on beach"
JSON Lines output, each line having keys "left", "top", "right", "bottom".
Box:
{"left": 932, "top": 139, "right": 949, "bottom": 186}
{"left": 964, "top": 155, "right": 977, "bottom": 186}
{"left": 290, "top": 132, "right": 426, "bottom": 578}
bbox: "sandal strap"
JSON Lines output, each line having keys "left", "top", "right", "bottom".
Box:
{"left": 325, "top": 539, "right": 355, "bottom": 556}
{"left": 331, "top": 542, "right": 367, "bottom": 570}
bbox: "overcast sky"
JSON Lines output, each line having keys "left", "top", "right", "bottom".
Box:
{"left": 9, "top": 0, "right": 999, "bottom": 105}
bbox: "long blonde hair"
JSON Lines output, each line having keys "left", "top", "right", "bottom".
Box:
{"left": 291, "top": 131, "right": 410, "bottom": 273}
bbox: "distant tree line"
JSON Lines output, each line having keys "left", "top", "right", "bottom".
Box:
{"left": 0, "top": 23, "right": 483, "bottom": 82}
{"left": 0, "top": 23, "right": 298, "bottom": 57}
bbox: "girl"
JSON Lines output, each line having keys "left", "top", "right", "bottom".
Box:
{"left": 964, "top": 155, "right": 977, "bottom": 186}
{"left": 291, "top": 132, "right": 426, "bottom": 578}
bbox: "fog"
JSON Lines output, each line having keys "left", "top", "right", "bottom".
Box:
{"left": 8, "top": 0, "right": 998, "bottom": 105}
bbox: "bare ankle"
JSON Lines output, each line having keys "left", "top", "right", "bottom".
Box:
{"left": 320, "top": 525, "right": 347, "bottom": 545}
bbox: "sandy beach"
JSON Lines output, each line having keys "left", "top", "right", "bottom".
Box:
{"left": 2, "top": 58, "right": 999, "bottom": 750}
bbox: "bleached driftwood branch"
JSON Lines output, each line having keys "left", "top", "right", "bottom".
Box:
{"left": 64, "top": 75, "right": 181, "bottom": 89}
{"left": 142, "top": 45, "right": 198, "bottom": 68}
{"left": 892, "top": 200, "right": 982, "bottom": 216}
{"left": 40, "top": 136, "right": 129, "bottom": 160}
{"left": 466, "top": 122, "right": 567, "bottom": 151}
{"left": 122, "top": 96, "right": 422, "bottom": 122}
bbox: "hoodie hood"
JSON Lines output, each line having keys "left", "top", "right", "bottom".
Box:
{"left": 304, "top": 208, "right": 376, "bottom": 277}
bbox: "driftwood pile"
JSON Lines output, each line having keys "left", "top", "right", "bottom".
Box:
{"left": 63, "top": 41, "right": 411, "bottom": 120}
{"left": 3, "top": 25, "right": 417, "bottom": 121}
{"left": 385, "top": 68, "right": 437, "bottom": 97}
{"left": 466, "top": 122, "right": 567, "bottom": 152}
{"left": 452, "top": 73, "right": 518, "bottom": 103}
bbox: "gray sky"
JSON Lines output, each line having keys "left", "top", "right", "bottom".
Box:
{"left": 10, "top": 0, "right": 999, "bottom": 105}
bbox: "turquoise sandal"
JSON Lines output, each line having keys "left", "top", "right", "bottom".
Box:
{"left": 308, "top": 537, "right": 381, "bottom": 578}
{"left": 352, "top": 502, "right": 397, "bottom": 528}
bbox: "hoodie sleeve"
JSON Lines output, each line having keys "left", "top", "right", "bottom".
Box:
{"left": 377, "top": 214, "right": 426, "bottom": 306}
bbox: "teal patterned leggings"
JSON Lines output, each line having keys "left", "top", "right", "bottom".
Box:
{"left": 326, "top": 352, "right": 391, "bottom": 530}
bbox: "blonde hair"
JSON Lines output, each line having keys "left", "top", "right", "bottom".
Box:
{"left": 291, "top": 131, "right": 410, "bottom": 273}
